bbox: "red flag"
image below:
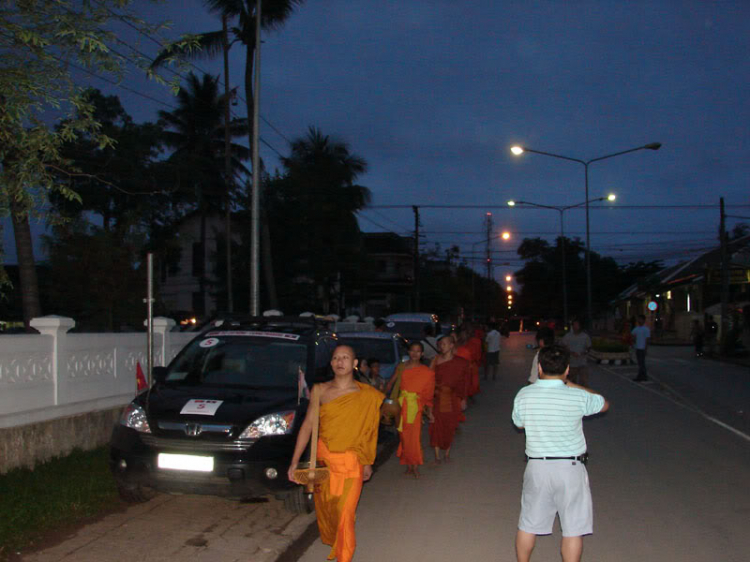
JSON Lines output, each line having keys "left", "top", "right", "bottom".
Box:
{"left": 136, "top": 361, "right": 148, "bottom": 392}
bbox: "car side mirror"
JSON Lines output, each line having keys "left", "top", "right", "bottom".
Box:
{"left": 153, "top": 366, "right": 168, "bottom": 384}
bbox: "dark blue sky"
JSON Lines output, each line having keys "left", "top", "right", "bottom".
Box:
{"left": 4, "top": 0, "right": 750, "bottom": 279}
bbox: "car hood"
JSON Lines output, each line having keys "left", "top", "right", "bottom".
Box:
{"left": 140, "top": 385, "right": 298, "bottom": 429}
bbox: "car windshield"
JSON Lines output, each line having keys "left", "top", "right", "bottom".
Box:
{"left": 165, "top": 337, "right": 306, "bottom": 389}
{"left": 338, "top": 338, "right": 397, "bottom": 364}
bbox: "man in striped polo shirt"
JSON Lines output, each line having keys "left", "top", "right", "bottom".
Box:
{"left": 512, "top": 344, "right": 609, "bottom": 562}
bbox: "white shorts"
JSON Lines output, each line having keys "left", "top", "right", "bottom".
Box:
{"left": 518, "top": 459, "right": 593, "bottom": 537}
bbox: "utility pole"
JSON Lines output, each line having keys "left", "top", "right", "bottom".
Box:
{"left": 720, "top": 197, "right": 729, "bottom": 354}
{"left": 413, "top": 205, "right": 420, "bottom": 311}
{"left": 222, "top": 14, "right": 234, "bottom": 313}
{"left": 250, "top": 0, "right": 261, "bottom": 315}
{"left": 485, "top": 212, "right": 493, "bottom": 315}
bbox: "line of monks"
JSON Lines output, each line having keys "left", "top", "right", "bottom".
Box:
{"left": 288, "top": 326, "right": 487, "bottom": 562}
{"left": 389, "top": 324, "right": 485, "bottom": 477}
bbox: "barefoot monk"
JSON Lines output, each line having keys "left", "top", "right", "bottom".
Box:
{"left": 288, "top": 345, "right": 384, "bottom": 562}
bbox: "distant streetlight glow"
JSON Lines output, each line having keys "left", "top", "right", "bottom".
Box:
{"left": 508, "top": 141, "right": 661, "bottom": 327}
{"left": 607, "top": 193, "right": 616, "bottom": 202}
{"left": 501, "top": 231, "right": 511, "bottom": 240}
{"left": 505, "top": 275, "right": 512, "bottom": 282}
{"left": 506, "top": 285, "right": 512, "bottom": 292}
{"left": 507, "top": 200, "right": 516, "bottom": 207}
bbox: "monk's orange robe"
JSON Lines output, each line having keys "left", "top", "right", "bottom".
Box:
{"left": 315, "top": 382, "right": 384, "bottom": 562}
{"left": 396, "top": 365, "right": 435, "bottom": 466}
{"left": 429, "top": 356, "right": 469, "bottom": 450}
{"left": 467, "top": 336, "right": 483, "bottom": 395}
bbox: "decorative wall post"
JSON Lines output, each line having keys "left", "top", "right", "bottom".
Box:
{"left": 29, "top": 316, "right": 75, "bottom": 405}
{"left": 152, "top": 317, "right": 177, "bottom": 367}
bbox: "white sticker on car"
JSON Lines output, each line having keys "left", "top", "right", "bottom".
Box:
{"left": 199, "top": 337, "right": 220, "bottom": 348}
{"left": 180, "top": 399, "right": 224, "bottom": 416}
{"left": 386, "top": 322, "right": 396, "bottom": 328}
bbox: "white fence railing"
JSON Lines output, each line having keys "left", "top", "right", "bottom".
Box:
{"left": 0, "top": 316, "right": 194, "bottom": 429}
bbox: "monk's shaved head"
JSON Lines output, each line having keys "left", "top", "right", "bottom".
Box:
{"left": 333, "top": 345, "right": 356, "bottom": 359}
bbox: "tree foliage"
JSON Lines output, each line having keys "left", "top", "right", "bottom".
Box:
{"left": 265, "top": 127, "right": 370, "bottom": 313}
{"left": 0, "top": 0, "right": 189, "bottom": 215}
{"left": 513, "top": 236, "right": 663, "bottom": 321}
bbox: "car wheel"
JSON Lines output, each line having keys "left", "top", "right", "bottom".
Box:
{"left": 116, "top": 481, "right": 157, "bottom": 503}
{"left": 282, "top": 486, "right": 314, "bottom": 514}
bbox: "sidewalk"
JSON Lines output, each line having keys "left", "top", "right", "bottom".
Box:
{"left": 20, "top": 431, "right": 398, "bottom": 562}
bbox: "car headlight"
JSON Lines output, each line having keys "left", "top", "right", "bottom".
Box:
{"left": 239, "top": 411, "right": 295, "bottom": 440}
{"left": 120, "top": 403, "right": 152, "bottom": 433}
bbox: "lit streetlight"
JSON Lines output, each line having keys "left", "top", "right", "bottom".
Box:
{"left": 505, "top": 274, "right": 512, "bottom": 282}
{"left": 510, "top": 142, "right": 661, "bottom": 328}
{"left": 507, "top": 195, "right": 616, "bottom": 327}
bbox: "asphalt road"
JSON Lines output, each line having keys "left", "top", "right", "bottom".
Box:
{"left": 295, "top": 332, "right": 750, "bottom": 562}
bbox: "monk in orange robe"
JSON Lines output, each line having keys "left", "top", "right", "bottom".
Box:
{"left": 456, "top": 327, "right": 481, "bottom": 398}
{"left": 396, "top": 341, "right": 435, "bottom": 478}
{"left": 288, "top": 345, "right": 384, "bottom": 562}
{"left": 429, "top": 335, "right": 470, "bottom": 462}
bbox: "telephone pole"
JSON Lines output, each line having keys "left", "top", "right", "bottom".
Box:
{"left": 485, "top": 212, "right": 494, "bottom": 314}
{"left": 413, "top": 205, "right": 420, "bottom": 311}
{"left": 720, "top": 197, "right": 729, "bottom": 354}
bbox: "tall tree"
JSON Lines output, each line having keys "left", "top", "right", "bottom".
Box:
{"left": 158, "top": 72, "right": 249, "bottom": 315}
{"left": 152, "top": 0, "right": 304, "bottom": 310}
{"left": 267, "top": 127, "right": 370, "bottom": 313}
{"left": 0, "top": 0, "right": 188, "bottom": 329}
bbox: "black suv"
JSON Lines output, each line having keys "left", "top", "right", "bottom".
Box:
{"left": 109, "top": 316, "right": 338, "bottom": 513}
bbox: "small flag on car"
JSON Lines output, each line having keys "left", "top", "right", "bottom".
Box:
{"left": 136, "top": 361, "right": 148, "bottom": 392}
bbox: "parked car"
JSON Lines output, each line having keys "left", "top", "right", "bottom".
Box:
{"left": 383, "top": 313, "right": 440, "bottom": 344}
{"left": 109, "top": 316, "right": 338, "bottom": 513}
{"left": 336, "top": 331, "right": 408, "bottom": 381}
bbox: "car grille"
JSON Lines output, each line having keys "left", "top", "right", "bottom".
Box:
{"left": 141, "top": 434, "right": 256, "bottom": 453}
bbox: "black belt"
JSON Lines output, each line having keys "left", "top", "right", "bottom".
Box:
{"left": 526, "top": 453, "right": 588, "bottom": 463}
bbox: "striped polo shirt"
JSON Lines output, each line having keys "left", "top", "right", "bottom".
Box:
{"left": 512, "top": 379, "right": 605, "bottom": 457}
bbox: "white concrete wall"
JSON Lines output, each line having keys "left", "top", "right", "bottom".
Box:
{"left": 0, "top": 316, "right": 194, "bottom": 429}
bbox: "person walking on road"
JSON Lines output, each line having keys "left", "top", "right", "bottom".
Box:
{"left": 631, "top": 314, "right": 651, "bottom": 382}
{"left": 288, "top": 345, "right": 384, "bottom": 562}
{"left": 429, "top": 335, "right": 470, "bottom": 463}
{"left": 485, "top": 323, "right": 501, "bottom": 380}
{"left": 396, "top": 342, "right": 435, "bottom": 478}
{"left": 512, "top": 344, "right": 610, "bottom": 562}
{"left": 528, "top": 327, "right": 554, "bottom": 384}
{"left": 561, "top": 319, "right": 592, "bottom": 387}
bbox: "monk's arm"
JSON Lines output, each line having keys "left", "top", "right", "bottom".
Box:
{"left": 287, "top": 391, "right": 317, "bottom": 483}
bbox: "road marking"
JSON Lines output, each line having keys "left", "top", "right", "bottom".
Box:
{"left": 599, "top": 365, "right": 750, "bottom": 444}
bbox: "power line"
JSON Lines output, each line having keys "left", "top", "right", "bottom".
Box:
{"left": 359, "top": 209, "right": 412, "bottom": 233}
{"left": 369, "top": 204, "right": 750, "bottom": 210}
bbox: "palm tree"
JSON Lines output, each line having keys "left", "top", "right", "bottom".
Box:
{"left": 270, "top": 127, "right": 370, "bottom": 313}
{"left": 159, "top": 72, "right": 249, "bottom": 315}
{"left": 152, "top": 0, "right": 305, "bottom": 310}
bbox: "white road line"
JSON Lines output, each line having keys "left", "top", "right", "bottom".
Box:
{"left": 599, "top": 364, "right": 750, "bottom": 444}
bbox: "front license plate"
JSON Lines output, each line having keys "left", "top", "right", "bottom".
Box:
{"left": 157, "top": 453, "right": 214, "bottom": 472}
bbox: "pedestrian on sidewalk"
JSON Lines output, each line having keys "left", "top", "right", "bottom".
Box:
{"left": 288, "top": 345, "right": 384, "bottom": 562}
{"left": 512, "top": 344, "right": 610, "bottom": 562}
{"left": 429, "top": 335, "right": 470, "bottom": 463}
{"left": 485, "top": 323, "right": 501, "bottom": 380}
{"left": 395, "top": 341, "right": 435, "bottom": 478}
{"left": 561, "top": 319, "right": 592, "bottom": 386}
{"left": 631, "top": 314, "right": 650, "bottom": 382}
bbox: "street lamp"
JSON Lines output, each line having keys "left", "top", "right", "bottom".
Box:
{"left": 510, "top": 142, "right": 661, "bottom": 328}
{"left": 507, "top": 195, "right": 616, "bottom": 327}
